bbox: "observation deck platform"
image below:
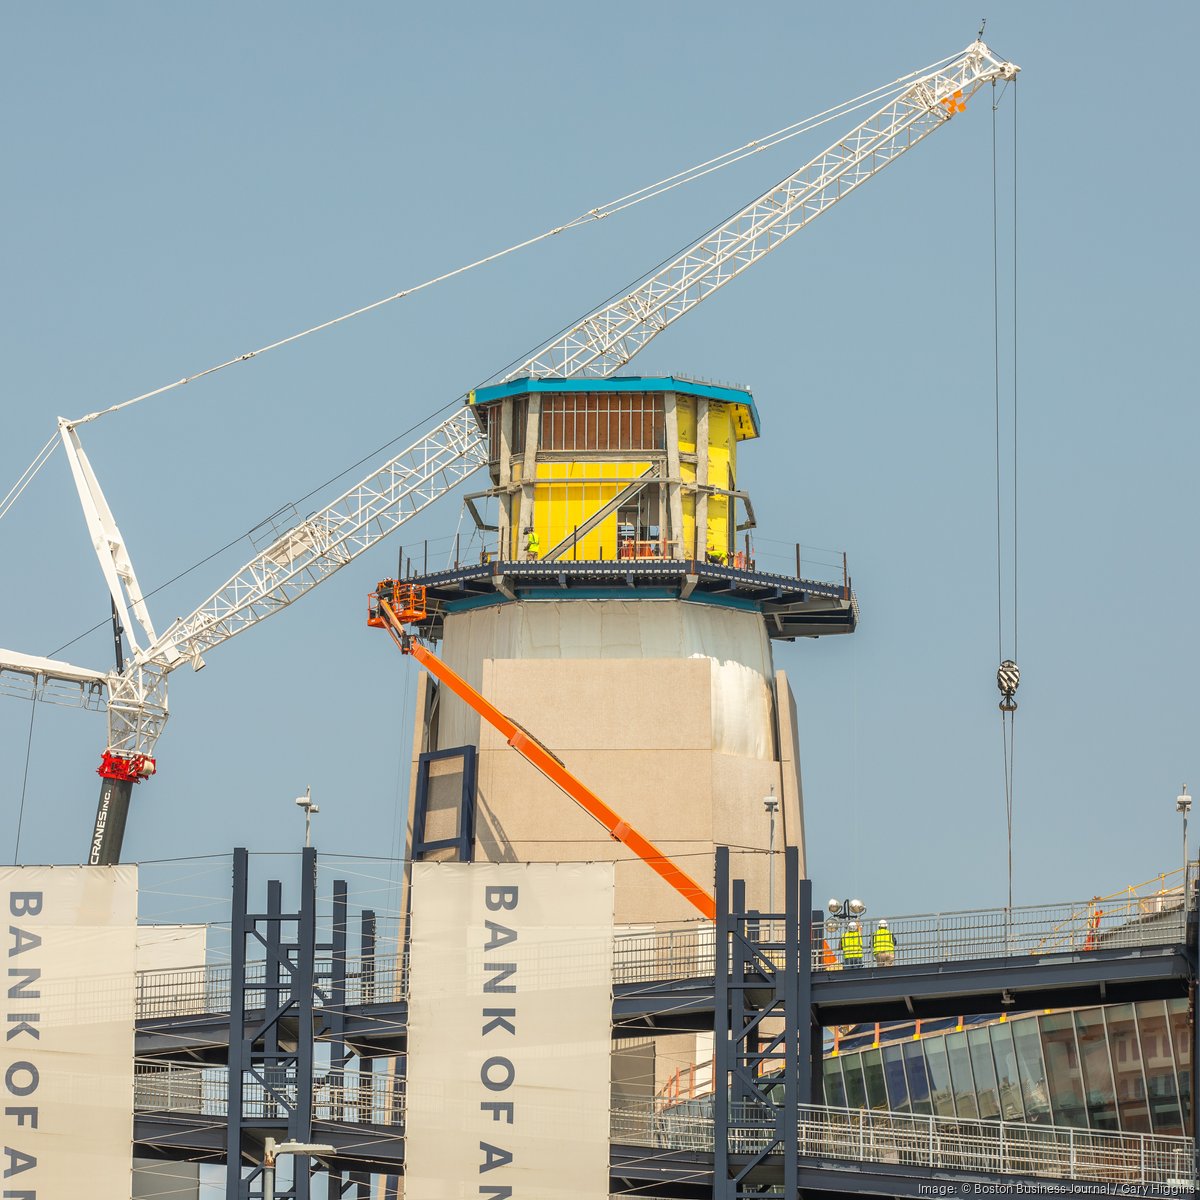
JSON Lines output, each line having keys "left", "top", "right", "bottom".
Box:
{"left": 135, "top": 898, "right": 1193, "bottom": 1047}
{"left": 404, "top": 557, "right": 857, "bottom": 640}
{"left": 131, "top": 890, "right": 1198, "bottom": 1194}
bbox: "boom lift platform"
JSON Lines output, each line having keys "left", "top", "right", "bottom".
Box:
{"left": 368, "top": 579, "right": 718, "bottom": 920}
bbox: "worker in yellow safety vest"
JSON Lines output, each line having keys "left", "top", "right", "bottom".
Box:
{"left": 872, "top": 919, "right": 896, "bottom": 966}
{"left": 840, "top": 920, "right": 863, "bottom": 968}
{"left": 525, "top": 527, "right": 540, "bottom": 560}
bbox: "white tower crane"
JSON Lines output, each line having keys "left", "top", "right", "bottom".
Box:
{"left": 0, "top": 41, "right": 1018, "bottom": 864}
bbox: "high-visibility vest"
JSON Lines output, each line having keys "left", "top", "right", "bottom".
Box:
{"left": 526, "top": 531, "right": 540, "bottom": 552}
{"left": 841, "top": 928, "right": 863, "bottom": 959}
{"left": 873, "top": 926, "right": 895, "bottom": 955}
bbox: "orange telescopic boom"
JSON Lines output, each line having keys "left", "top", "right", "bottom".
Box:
{"left": 368, "top": 580, "right": 717, "bottom": 921}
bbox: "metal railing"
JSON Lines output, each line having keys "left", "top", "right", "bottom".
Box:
{"left": 134, "top": 892, "right": 1190, "bottom": 1021}
{"left": 612, "top": 1101, "right": 1198, "bottom": 1188}
{"left": 136, "top": 954, "right": 408, "bottom": 1020}
{"left": 135, "top": 1062, "right": 1195, "bottom": 1190}
{"left": 814, "top": 896, "right": 1186, "bottom": 970}
{"left": 134, "top": 1059, "right": 403, "bottom": 1127}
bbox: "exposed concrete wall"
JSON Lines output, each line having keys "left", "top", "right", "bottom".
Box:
{"left": 403, "top": 599, "right": 804, "bottom": 920}
{"left": 470, "top": 654, "right": 789, "bottom": 921}
{"left": 775, "top": 668, "right": 807, "bottom": 877}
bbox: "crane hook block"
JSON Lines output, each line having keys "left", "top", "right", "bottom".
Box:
{"left": 997, "top": 659, "right": 1020, "bottom": 713}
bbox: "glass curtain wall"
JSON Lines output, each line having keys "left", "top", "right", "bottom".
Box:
{"left": 820, "top": 1000, "right": 1193, "bottom": 1136}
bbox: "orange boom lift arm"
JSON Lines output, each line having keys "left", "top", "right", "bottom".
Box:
{"left": 368, "top": 580, "right": 717, "bottom": 921}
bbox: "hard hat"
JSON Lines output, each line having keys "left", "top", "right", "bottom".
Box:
{"left": 878, "top": 919, "right": 888, "bottom": 927}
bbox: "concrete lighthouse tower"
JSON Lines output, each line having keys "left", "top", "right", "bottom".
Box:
{"left": 401, "top": 374, "right": 855, "bottom": 924}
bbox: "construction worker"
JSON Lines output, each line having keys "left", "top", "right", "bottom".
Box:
{"left": 872, "top": 919, "right": 896, "bottom": 967}
{"left": 525, "top": 526, "right": 540, "bottom": 560}
{"left": 840, "top": 920, "right": 863, "bottom": 969}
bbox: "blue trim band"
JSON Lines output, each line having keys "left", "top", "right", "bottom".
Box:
{"left": 470, "top": 375, "right": 761, "bottom": 437}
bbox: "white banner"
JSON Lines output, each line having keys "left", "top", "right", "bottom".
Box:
{"left": 0, "top": 866, "right": 137, "bottom": 1199}
{"left": 407, "top": 862, "right": 615, "bottom": 1200}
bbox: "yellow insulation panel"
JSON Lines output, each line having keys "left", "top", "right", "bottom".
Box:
{"left": 509, "top": 397, "right": 742, "bottom": 560}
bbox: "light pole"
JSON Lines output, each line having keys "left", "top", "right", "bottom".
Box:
{"left": 1177, "top": 784, "right": 1191, "bottom": 911}
{"left": 295, "top": 786, "right": 319, "bottom": 848}
{"left": 825, "top": 896, "right": 866, "bottom": 966}
{"left": 262, "top": 1137, "right": 336, "bottom": 1200}
{"left": 764, "top": 789, "right": 779, "bottom": 912}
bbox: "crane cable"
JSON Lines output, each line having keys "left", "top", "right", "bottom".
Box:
{"left": 0, "top": 49, "right": 967, "bottom": 524}
{"left": 991, "top": 78, "right": 1020, "bottom": 919}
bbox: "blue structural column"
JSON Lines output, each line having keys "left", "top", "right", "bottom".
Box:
{"left": 225, "top": 848, "right": 319, "bottom": 1200}
{"left": 1190, "top": 878, "right": 1199, "bottom": 1174}
{"left": 713, "top": 846, "right": 807, "bottom": 1199}
{"left": 226, "top": 849, "right": 250, "bottom": 1194}
{"left": 713, "top": 848, "right": 731, "bottom": 1190}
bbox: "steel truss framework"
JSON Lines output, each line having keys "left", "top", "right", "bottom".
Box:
{"left": 127, "top": 849, "right": 1200, "bottom": 1195}
{"left": 515, "top": 42, "right": 1017, "bottom": 379}
{"left": 713, "top": 846, "right": 809, "bottom": 1198}
{"left": 224, "top": 850, "right": 380, "bottom": 1199}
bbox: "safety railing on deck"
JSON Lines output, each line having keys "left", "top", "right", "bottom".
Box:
{"left": 134, "top": 890, "right": 1191, "bottom": 1021}
{"left": 135, "top": 1061, "right": 1195, "bottom": 1189}
{"left": 611, "top": 1102, "right": 1197, "bottom": 1189}
{"left": 815, "top": 894, "right": 1187, "bottom": 970}
{"left": 134, "top": 1059, "right": 403, "bottom": 1127}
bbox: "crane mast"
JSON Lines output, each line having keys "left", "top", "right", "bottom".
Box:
{"left": 0, "top": 40, "right": 1018, "bottom": 864}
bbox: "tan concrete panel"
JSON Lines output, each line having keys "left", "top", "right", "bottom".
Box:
{"left": 479, "top": 657, "right": 714, "bottom": 752}
{"left": 469, "top": 836, "right": 720, "bottom": 925}
{"left": 775, "top": 669, "right": 807, "bottom": 875}
{"left": 475, "top": 748, "right": 714, "bottom": 844}
{"left": 710, "top": 754, "right": 785, "bottom": 852}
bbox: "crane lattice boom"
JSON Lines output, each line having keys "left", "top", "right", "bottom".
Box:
{"left": 0, "top": 40, "right": 1018, "bottom": 864}
{"left": 513, "top": 41, "right": 1016, "bottom": 380}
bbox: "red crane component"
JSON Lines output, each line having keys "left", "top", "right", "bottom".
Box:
{"left": 97, "top": 750, "right": 156, "bottom": 783}
{"left": 368, "top": 580, "right": 717, "bottom": 921}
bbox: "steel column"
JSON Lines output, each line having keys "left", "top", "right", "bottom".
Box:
{"left": 224, "top": 848, "right": 318, "bottom": 1200}
{"left": 713, "top": 845, "right": 804, "bottom": 1199}
{"left": 226, "top": 848, "right": 250, "bottom": 1196}
{"left": 713, "top": 847, "right": 731, "bottom": 1194}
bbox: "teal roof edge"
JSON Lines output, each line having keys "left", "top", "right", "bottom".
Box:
{"left": 470, "top": 375, "right": 761, "bottom": 436}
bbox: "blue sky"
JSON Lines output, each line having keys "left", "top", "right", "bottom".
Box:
{"left": 2, "top": 3, "right": 1196, "bottom": 923}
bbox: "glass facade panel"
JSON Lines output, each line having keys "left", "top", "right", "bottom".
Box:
{"left": 924, "top": 1037, "right": 956, "bottom": 1117}
{"left": 841, "top": 1055, "right": 867, "bottom": 1109}
{"left": 1137, "top": 1000, "right": 1183, "bottom": 1134}
{"left": 881, "top": 1044, "right": 909, "bottom": 1113}
{"left": 1040, "top": 1012, "right": 1088, "bottom": 1127}
{"left": 1167, "top": 997, "right": 1191, "bottom": 1131}
{"left": 1011, "top": 1018, "right": 1051, "bottom": 1123}
{"left": 861, "top": 1048, "right": 887, "bottom": 1110}
{"left": 967, "top": 1026, "right": 1001, "bottom": 1119}
{"left": 945, "top": 1031, "right": 978, "bottom": 1118}
{"left": 989, "top": 1022, "right": 1025, "bottom": 1121}
{"left": 822, "top": 1057, "right": 847, "bottom": 1108}
{"left": 903, "top": 1040, "right": 933, "bottom": 1116}
{"left": 823, "top": 1002, "right": 1193, "bottom": 1134}
{"left": 1105, "top": 1003, "right": 1151, "bottom": 1132}
{"left": 1075, "top": 1009, "right": 1119, "bottom": 1130}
